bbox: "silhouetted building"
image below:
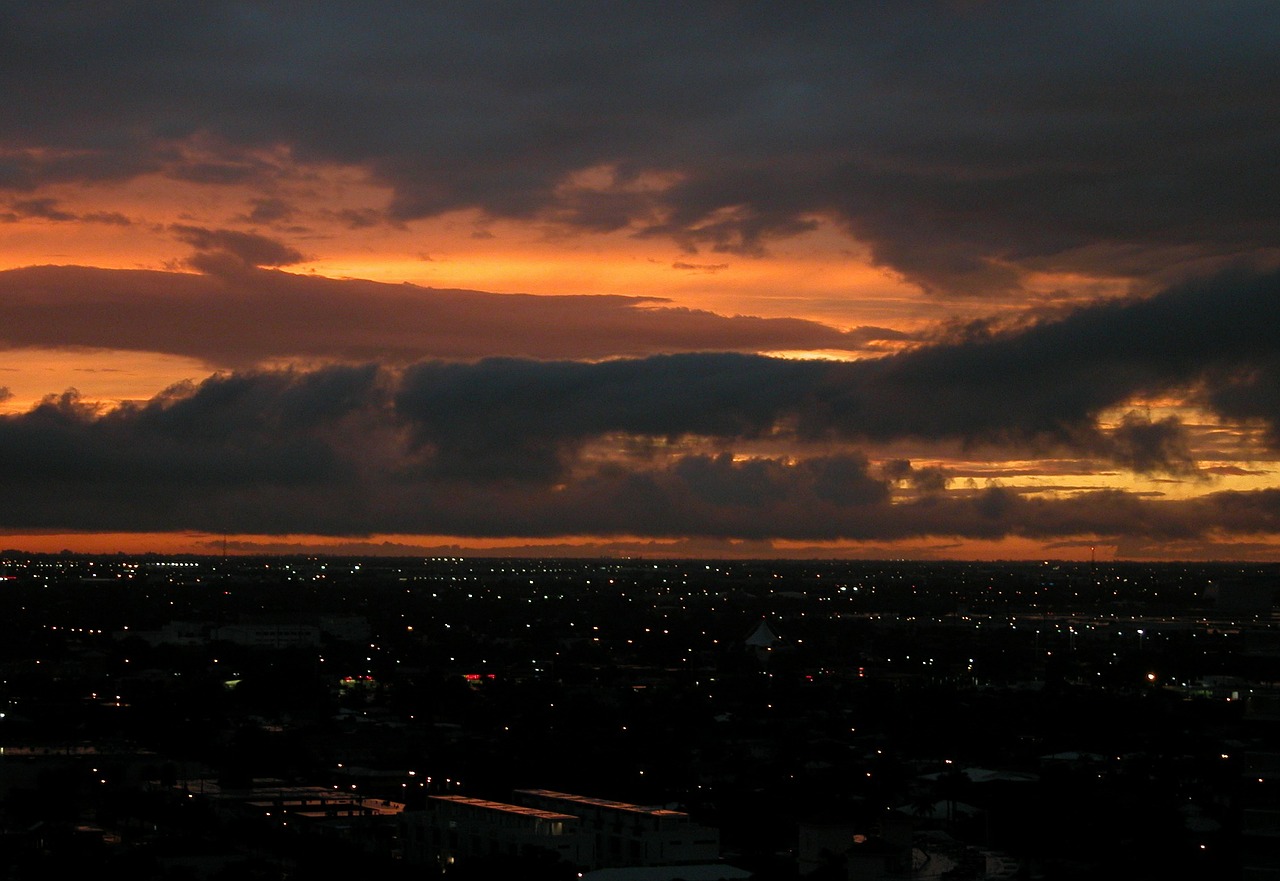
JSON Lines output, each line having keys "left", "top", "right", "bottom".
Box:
{"left": 515, "top": 789, "right": 720, "bottom": 868}
{"left": 405, "top": 795, "right": 590, "bottom": 869}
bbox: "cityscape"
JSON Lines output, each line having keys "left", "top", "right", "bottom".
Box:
{"left": 4, "top": 5, "right": 1280, "bottom": 880}
{"left": 1, "top": 554, "right": 1277, "bottom": 879}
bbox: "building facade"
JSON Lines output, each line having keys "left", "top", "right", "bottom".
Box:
{"left": 405, "top": 795, "right": 592, "bottom": 869}
{"left": 514, "top": 789, "right": 720, "bottom": 868}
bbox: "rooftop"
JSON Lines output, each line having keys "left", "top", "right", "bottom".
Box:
{"left": 430, "top": 795, "right": 578, "bottom": 821}
{"left": 517, "top": 789, "right": 688, "bottom": 817}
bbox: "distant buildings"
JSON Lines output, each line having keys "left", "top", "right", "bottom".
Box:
{"left": 1241, "top": 633, "right": 1280, "bottom": 880}
{"left": 124, "top": 616, "right": 369, "bottom": 649}
{"left": 404, "top": 788, "right": 722, "bottom": 873}
{"left": 4, "top": 554, "right": 1276, "bottom": 878}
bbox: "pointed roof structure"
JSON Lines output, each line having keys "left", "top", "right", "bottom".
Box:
{"left": 745, "top": 618, "right": 780, "bottom": 649}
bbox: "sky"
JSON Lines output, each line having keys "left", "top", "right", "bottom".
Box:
{"left": 3, "top": 2, "right": 1280, "bottom": 560}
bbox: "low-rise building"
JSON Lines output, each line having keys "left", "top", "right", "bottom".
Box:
{"left": 515, "top": 789, "right": 720, "bottom": 868}
{"left": 404, "top": 794, "right": 592, "bottom": 869}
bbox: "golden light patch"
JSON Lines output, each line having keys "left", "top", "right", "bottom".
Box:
{"left": 0, "top": 349, "right": 213, "bottom": 414}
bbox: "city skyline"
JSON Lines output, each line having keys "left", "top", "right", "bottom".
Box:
{"left": 3, "top": 4, "right": 1280, "bottom": 559}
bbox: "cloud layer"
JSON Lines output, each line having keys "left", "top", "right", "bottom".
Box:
{"left": 4, "top": 3, "right": 1278, "bottom": 293}
{"left": 0, "top": 263, "right": 901, "bottom": 366}
{"left": 2, "top": 267, "right": 1280, "bottom": 542}
{"left": 2, "top": 369, "right": 1277, "bottom": 543}
{"left": 3, "top": 5, "right": 1278, "bottom": 555}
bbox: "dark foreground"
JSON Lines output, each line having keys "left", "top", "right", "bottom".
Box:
{"left": 0, "top": 555, "right": 1277, "bottom": 879}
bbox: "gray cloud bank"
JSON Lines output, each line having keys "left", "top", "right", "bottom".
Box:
{"left": 394, "top": 267, "right": 1280, "bottom": 477}
{"left": 3, "top": 3, "right": 1278, "bottom": 293}
{"left": 3, "top": 267, "right": 1280, "bottom": 541}
{"left": 0, "top": 263, "right": 898, "bottom": 365}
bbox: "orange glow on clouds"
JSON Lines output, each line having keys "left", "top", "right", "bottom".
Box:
{"left": 0, "top": 349, "right": 209, "bottom": 414}
{"left": 2, "top": 152, "right": 1278, "bottom": 561}
{"left": 1, "top": 166, "right": 939, "bottom": 332}
{"left": 0, "top": 530, "right": 1122, "bottom": 562}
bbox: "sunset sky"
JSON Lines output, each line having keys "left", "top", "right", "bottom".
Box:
{"left": 3, "top": 3, "right": 1280, "bottom": 559}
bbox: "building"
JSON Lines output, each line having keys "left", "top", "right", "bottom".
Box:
{"left": 404, "top": 794, "right": 592, "bottom": 869}
{"left": 1241, "top": 647, "right": 1280, "bottom": 879}
{"left": 514, "top": 789, "right": 720, "bottom": 869}
{"left": 213, "top": 622, "right": 321, "bottom": 649}
{"left": 168, "top": 780, "right": 405, "bottom": 860}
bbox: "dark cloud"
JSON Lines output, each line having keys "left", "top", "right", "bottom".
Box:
{"left": 8, "top": 264, "right": 1279, "bottom": 479}
{"left": 2, "top": 258, "right": 1280, "bottom": 542}
{"left": 806, "top": 454, "right": 894, "bottom": 506}
{"left": 242, "top": 197, "right": 296, "bottom": 225}
{"left": 80, "top": 211, "right": 131, "bottom": 225}
{"left": 1100, "top": 413, "right": 1198, "bottom": 475}
{"left": 6, "top": 263, "right": 1280, "bottom": 478}
{"left": 880, "top": 459, "right": 951, "bottom": 492}
{"left": 171, "top": 225, "right": 307, "bottom": 269}
{"left": 10, "top": 197, "right": 76, "bottom": 221}
{"left": 1200, "top": 356, "right": 1280, "bottom": 447}
{"left": 2, "top": 4, "right": 1276, "bottom": 294}
{"left": 0, "top": 264, "right": 895, "bottom": 366}
{"left": 2, "top": 197, "right": 129, "bottom": 225}
{"left": 672, "top": 453, "right": 887, "bottom": 509}
{"left": 0, "top": 367, "right": 388, "bottom": 533}
{"left": 393, "top": 353, "right": 817, "bottom": 481}
{"left": 1205, "top": 465, "right": 1269, "bottom": 477}
{"left": 805, "top": 267, "right": 1280, "bottom": 447}
{"left": 2, "top": 367, "right": 1280, "bottom": 544}
{"left": 168, "top": 163, "right": 251, "bottom": 184}
{"left": 671, "top": 262, "right": 730, "bottom": 273}
{"left": 909, "top": 465, "right": 952, "bottom": 494}
{"left": 385, "top": 267, "right": 1280, "bottom": 480}
{"left": 1, "top": 357, "right": 1280, "bottom": 543}
{"left": 881, "top": 459, "right": 915, "bottom": 482}
{"left": 329, "top": 208, "right": 387, "bottom": 230}
{"left": 1112, "top": 536, "right": 1280, "bottom": 561}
